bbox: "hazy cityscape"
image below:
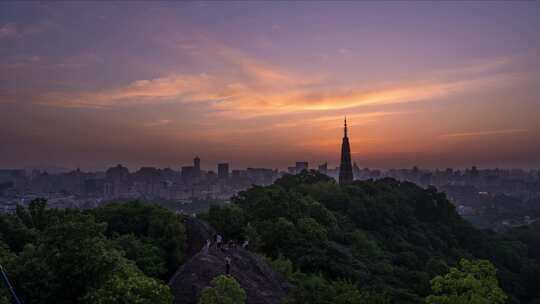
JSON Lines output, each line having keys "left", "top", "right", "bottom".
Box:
{"left": 2, "top": 2, "right": 540, "bottom": 304}
{"left": 2, "top": 158, "right": 539, "bottom": 231}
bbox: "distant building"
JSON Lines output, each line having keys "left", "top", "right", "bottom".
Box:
{"left": 288, "top": 162, "right": 308, "bottom": 174}
{"left": 318, "top": 162, "right": 328, "bottom": 175}
{"left": 181, "top": 166, "right": 196, "bottom": 182}
{"left": 206, "top": 170, "right": 218, "bottom": 182}
{"left": 353, "top": 162, "right": 361, "bottom": 179}
{"left": 0, "top": 169, "right": 26, "bottom": 191}
{"left": 295, "top": 162, "right": 308, "bottom": 173}
{"left": 231, "top": 169, "right": 249, "bottom": 187}
{"left": 0, "top": 169, "right": 25, "bottom": 182}
{"left": 84, "top": 178, "right": 105, "bottom": 196}
{"left": 247, "top": 168, "right": 276, "bottom": 185}
{"left": 339, "top": 117, "right": 353, "bottom": 185}
{"left": 194, "top": 156, "right": 201, "bottom": 177}
{"left": 218, "top": 163, "right": 229, "bottom": 179}
{"left": 105, "top": 164, "right": 129, "bottom": 181}
{"left": 231, "top": 169, "right": 243, "bottom": 179}
{"left": 134, "top": 167, "right": 160, "bottom": 183}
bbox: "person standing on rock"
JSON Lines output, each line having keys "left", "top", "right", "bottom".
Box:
{"left": 216, "top": 234, "right": 223, "bottom": 249}
{"left": 225, "top": 256, "right": 231, "bottom": 275}
{"left": 202, "top": 239, "right": 211, "bottom": 255}
{"left": 242, "top": 238, "right": 249, "bottom": 249}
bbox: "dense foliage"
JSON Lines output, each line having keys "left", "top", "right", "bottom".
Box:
{"left": 198, "top": 275, "right": 247, "bottom": 304}
{"left": 426, "top": 259, "right": 506, "bottom": 304}
{"left": 2, "top": 171, "right": 539, "bottom": 303}
{"left": 0, "top": 200, "right": 185, "bottom": 304}
{"left": 91, "top": 201, "right": 187, "bottom": 279}
{"left": 205, "top": 170, "right": 540, "bottom": 303}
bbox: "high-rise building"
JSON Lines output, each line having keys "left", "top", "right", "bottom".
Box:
{"left": 353, "top": 162, "right": 361, "bottom": 179}
{"left": 105, "top": 164, "right": 129, "bottom": 181}
{"left": 339, "top": 117, "right": 353, "bottom": 185}
{"left": 218, "top": 163, "right": 229, "bottom": 179}
{"left": 194, "top": 156, "right": 201, "bottom": 177}
{"left": 181, "top": 166, "right": 196, "bottom": 181}
{"left": 295, "top": 162, "right": 308, "bottom": 172}
{"left": 247, "top": 168, "right": 276, "bottom": 185}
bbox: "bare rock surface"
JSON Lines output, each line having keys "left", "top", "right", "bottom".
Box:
{"left": 182, "top": 217, "right": 216, "bottom": 258}
{"left": 170, "top": 218, "right": 290, "bottom": 304}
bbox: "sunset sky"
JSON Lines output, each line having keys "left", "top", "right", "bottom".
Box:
{"left": 1, "top": 2, "right": 539, "bottom": 171}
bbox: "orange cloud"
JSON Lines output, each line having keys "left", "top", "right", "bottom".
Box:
{"left": 439, "top": 129, "right": 529, "bottom": 138}
{"left": 36, "top": 44, "right": 518, "bottom": 122}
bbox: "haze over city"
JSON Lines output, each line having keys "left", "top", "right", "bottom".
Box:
{"left": 4, "top": 3, "right": 540, "bottom": 304}
{"left": 1, "top": 1, "right": 540, "bottom": 170}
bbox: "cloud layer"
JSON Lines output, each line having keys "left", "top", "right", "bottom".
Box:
{"left": 35, "top": 44, "right": 517, "bottom": 122}
{"left": 1, "top": 2, "right": 539, "bottom": 169}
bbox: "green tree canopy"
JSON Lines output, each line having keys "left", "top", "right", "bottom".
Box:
{"left": 0, "top": 200, "right": 179, "bottom": 304}
{"left": 112, "top": 233, "right": 167, "bottom": 278}
{"left": 81, "top": 261, "right": 173, "bottom": 304}
{"left": 203, "top": 171, "right": 537, "bottom": 303}
{"left": 425, "top": 259, "right": 507, "bottom": 304}
{"left": 92, "top": 201, "right": 186, "bottom": 278}
{"left": 198, "top": 275, "right": 246, "bottom": 304}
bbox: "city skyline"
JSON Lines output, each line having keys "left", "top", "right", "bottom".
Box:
{"left": 1, "top": 117, "right": 534, "bottom": 173}
{"left": 1, "top": 2, "right": 540, "bottom": 170}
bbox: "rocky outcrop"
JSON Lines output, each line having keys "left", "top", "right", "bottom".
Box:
{"left": 182, "top": 217, "right": 216, "bottom": 258}
{"left": 170, "top": 218, "right": 290, "bottom": 304}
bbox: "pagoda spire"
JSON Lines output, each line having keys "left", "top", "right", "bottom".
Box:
{"left": 339, "top": 116, "right": 353, "bottom": 185}
{"left": 344, "top": 116, "right": 348, "bottom": 137}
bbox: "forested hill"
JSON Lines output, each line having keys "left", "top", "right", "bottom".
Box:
{"left": 204, "top": 170, "right": 540, "bottom": 303}
{"left": 1, "top": 171, "right": 539, "bottom": 303}
{"left": 0, "top": 200, "right": 186, "bottom": 303}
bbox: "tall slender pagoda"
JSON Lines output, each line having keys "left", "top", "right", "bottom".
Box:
{"left": 339, "top": 117, "right": 353, "bottom": 185}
